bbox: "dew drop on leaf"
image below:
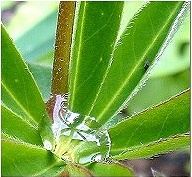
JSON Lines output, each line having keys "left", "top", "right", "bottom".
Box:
{"left": 42, "top": 93, "right": 111, "bottom": 164}
{"left": 43, "top": 140, "right": 52, "bottom": 150}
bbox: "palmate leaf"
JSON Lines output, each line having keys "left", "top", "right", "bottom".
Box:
{"left": 2, "top": 2, "right": 190, "bottom": 176}
{"left": 68, "top": 1, "right": 188, "bottom": 129}
{"left": 89, "top": 2, "right": 188, "bottom": 126}
{"left": 1, "top": 25, "right": 65, "bottom": 176}
{"left": 109, "top": 89, "right": 190, "bottom": 159}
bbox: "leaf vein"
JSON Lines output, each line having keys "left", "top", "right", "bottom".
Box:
{"left": 97, "top": 3, "right": 181, "bottom": 120}
{"left": 2, "top": 81, "right": 38, "bottom": 127}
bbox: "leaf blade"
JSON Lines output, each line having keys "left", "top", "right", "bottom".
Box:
{"left": 69, "top": 2, "right": 124, "bottom": 116}
{"left": 2, "top": 105, "right": 42, "bottom": 146}
{"left": 2, "top": 134, "right": 66, "bottom": 176}
{"left": 114, "top": 134, "right": 189, "bottom": 160}
{"left": 109, "top": 89, "right": 190, "bottom": 158}
{"left": 66, "top": 163, "right": 94, "bottom": 176}
{"left": 1, "top": 24, "right": 47, "bottom": 127}
{"left": 86, "top": 162, "right": 134, "bottom": 176}
{"left": 89, "top": 2, "right": 186, "bottom": 125}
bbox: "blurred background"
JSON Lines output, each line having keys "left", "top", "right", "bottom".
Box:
{"left": 1, "top": 2, "right": 190, "bottom": 176}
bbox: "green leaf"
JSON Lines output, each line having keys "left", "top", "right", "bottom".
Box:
{"left": 27, "top": 63, "right": 52, "bottom": 102}
{"left": 86, "top": 162, "right": 134, "bottom": 176}
{"left": 88, "top": 2, "right": 186, "bottom": 126}
{"left": 127, "top": 68, "right": 190, "bottom": 115}
{"left": 1, "top": 24, "right": 47, "bottom": 127}
{"left": 1, "top": 23, "right": 60, "bottom": 176}
{"left": 109, "top": 89, "right": 190, "bottom": 159}
{"left": 117, "top": 1, "right": 144, "bottom": 39}
{"left": 150, "top": 10, "right": 190, "bottom": 78}
{"left": 2, "top": 105, "right": 42, "bottom": 146}
{"left": 69, "top": 2, "right": 124, "bottom": 116}
{"left": 2, "top": 134, "right": 66, "bottom": 176}
{"left": 66, "top": 163, "right": 93, "bottom": 176}
{"left": 114, "top": 134, "right": 189, "bottom": 160}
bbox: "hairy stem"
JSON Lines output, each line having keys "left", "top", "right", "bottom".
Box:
{"left": 51, "top": 1, "right": 76, "bottom": 94}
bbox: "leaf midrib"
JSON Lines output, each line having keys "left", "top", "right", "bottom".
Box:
{"left": 2, "top": 81, "right": 38, "bottom": 127}
{"left": 2, "top": 104, "right": 38, "bottom": 130}
{"left": 113, "top": 134, "right": 189, "bottom": 159}
{"left": 70, "top": 2, "right": 87, "bottom": 108}
{"left": 96, "top": 3, "right": 182, "bottom": 120}
{"left": 2, "top": 132, "right": 43, "bottom": 150}
{"left": 2, "top": 133, "right": 64, "bottom": 176}
{"left": 87, "top": 3, "right": 120, "bottom": 116}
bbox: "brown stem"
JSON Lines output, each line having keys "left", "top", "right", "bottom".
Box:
{"left": 51, "top": 1, "right": 76, "bottom": 95}
{"left": 46, "top": 2, "right": 76, "bottom": 119}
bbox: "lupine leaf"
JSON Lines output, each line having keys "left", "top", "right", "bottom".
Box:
{"left": 109, "top": 89, "right": 190, "bottom": 159}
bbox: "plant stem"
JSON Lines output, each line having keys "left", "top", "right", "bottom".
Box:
{"left": 51, "top": 1, "right": 76, "bottom": 94}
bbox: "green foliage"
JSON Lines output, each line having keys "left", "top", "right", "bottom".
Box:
{"left": 109, "top": 89, "right": 190, "bottom": 158}
{"left": 69, "top": 1, "right": 187, "bottom": 127}
{"left": 1, "top": 1, "right": 190, "bottom": 176}
{"left": 1, "top": 24, "right": 65, "bottom": 176}
{"left": 86, "top": 162, "right": 134, "bottom": 176}
{"left": 2, "top": 26, "right": 46, "bottom": 127}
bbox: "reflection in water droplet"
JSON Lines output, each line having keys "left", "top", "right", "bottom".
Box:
{"left": 43, "top": 94, "right": 111, "bottom": 164}
{"left": 43, "top": 140, "right": 52, "bottom": 150}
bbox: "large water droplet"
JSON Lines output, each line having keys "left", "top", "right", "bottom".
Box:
{"left": 43, "top": 94, "right": 111, "bottom": 164}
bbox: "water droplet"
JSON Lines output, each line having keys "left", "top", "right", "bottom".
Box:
{"left": 45, "top": 94, "right": 112, "bottom": 164}
{"left": 43, "top": 140, "right": 52, "bottom": 150}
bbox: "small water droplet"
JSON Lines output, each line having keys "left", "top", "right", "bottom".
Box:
{"left": 91, "top": 153, "right": 102, "bottom": 162}
{"left": 43, "top": 140, "right": 52, "bottom": 150}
